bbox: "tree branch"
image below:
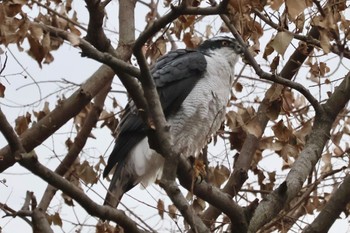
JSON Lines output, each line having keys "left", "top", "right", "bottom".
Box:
{"left": 177, "top": 156, "right": 248, "bottom": 232}
{"left": 21, "top": 155, "right": 145, "bottom": 233}
{"left": 133, "top": 14, "right": 210, "bottom": 233}
{"left": 248, "top": 71, "right": 350, "bottom": 232}
{"left": 0, "top": 64, "right": 115, "bottom": 172}
{"left": 0, "top": 107, "right": 145, "bottom": 233}
{"left": 303, "top": 173, "right": 350, "bottom": 233}
{"left": 37, "top": 80, "right": 110, "bottom": 211}
{"left": 85, "top": 0, "right": 114, "bottom": 52}
{"left": 220, "top": 14, "right": 322, "bottom": 114}
{"left": 202, "top": 12, "right": 322, "bottom": 228}
{"left": 129, "top": 2, "right": 230, "bottom": 231}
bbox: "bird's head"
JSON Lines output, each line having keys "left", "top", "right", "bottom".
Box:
{"left": 198, "top": 36, "right": 243, "bottom": 65}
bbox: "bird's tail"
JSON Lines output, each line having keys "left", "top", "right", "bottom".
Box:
{"left": 103, "top": 163, "right": 137, "bottom": 208}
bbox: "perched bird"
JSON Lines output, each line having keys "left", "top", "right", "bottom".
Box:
{"left": 103, "top": 36, "right": 242, "bottom": 207}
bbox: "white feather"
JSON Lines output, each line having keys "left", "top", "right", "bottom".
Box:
{"left": 130, "top": 138, "right": 164, "bottom": 187}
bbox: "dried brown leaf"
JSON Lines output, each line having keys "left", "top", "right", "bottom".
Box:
{"left": 281, "top": 155, "right": 294, "bottom": 170}
{"left": 15, "top": 113, "right": 31, "bottom": 135}
{"left": 272, "top": 120, "right": 292, "bottom": 142}
{"left": 294, "top": 120, "right": 312, "bottom": 144}
{"left": 205, "top": 25, "right": 212, "bottom": 38}
{"left": 112, "top": 97, "right": 119, "bottom": 108}
{"left": 65, "top": 138, "right": 73, "bottom": 150}
{"left": 282, "top": 89, "right": 295, "bottom": 113}
{"left": 286, "top": 0, "right": 306, "bottom": 20}
{"left": 77, "top": 160, "right": 98, "bottom": 185}
{"left": 269, "top": 0, "right": 284, "bottom": 11}
{"left": 321, "top": 152, "right": 332, "bottom": 174}
{"left": 51, "top": 212, "right": 63, "bottom": 227}
{"left": 193, "top": 198, "right": 206, "bottom": 213}
{"left": 295, "top": 12, "right": 305, "bottom": 33}
{"left": 269, "top": 32, "right": 293, "bottom": 57}
{"left": 259, "top": 136, "right": 284, "bottom": 151}
{"left": 229, "top": 128, "right": 247, "bottom": 151}
{"left": 263, "top": 41, "right": 274, "bottom": 60}
{"left": 27, "top": 35, "right": 45, "bottom": 68}
{"left": 213, "top": 165, "right": 230, "bottom": 187}
{"left": 265, "top": 84, "right": 283, "bottom": 102}
{"left": 270, "top": 55, "right": 280, "bottom": 73}
{"left": 268, "top": 171, "right": 276, "bottom": 183}
{"left": 157, "top": 199, "right": 164, "bottom": 219}
{"left": 94, "top": 155, "right": 107, "bottom": 172}
{"left": 234, "top": 82, "right": 243, "bottom": 92}
{"left": 67, "top": 33, "right": 80, "bottom": 47}
{"left": 266, "top": 99, "right": 282, "bottom": 120}
{"left": 0, "top": 83, "right": 5, "bottom": 97}
{"left": 246, "top": 120, "right": 262, "bottom": 138}
{"left": 319, "top": 30, "right": 331, "bottom": 54}
{"left": 168, "top": 204, "right": 177, "bottom": 219}
{"left": 96, "top": 221, "right": 116, "bottom": 233}
{"left": 319, "top": 62, "right": 330, "bottom": 76}
{"left": 280, "top": 143, "right": 299, "bottom": 159}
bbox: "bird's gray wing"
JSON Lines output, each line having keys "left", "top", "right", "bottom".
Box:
{"left": 103, "top": 101, "right": 146, "bottom": 179}
{"left": 153, "top": 49, "right": 207, "bottom": 115}
{"left": 103, "top": 49, "right": 207, "bottom": 182}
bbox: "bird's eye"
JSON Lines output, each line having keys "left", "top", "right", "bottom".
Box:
{"left": 221, "top": 41, "right": 229, "bottom": 46}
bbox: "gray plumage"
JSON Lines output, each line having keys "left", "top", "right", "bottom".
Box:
{"left": 104, "top": 36, "right": 242, "bottom": 207}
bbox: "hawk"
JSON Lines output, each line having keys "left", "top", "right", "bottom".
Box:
{"left": 104, "top": 36, "right": 242, "bottom": 207}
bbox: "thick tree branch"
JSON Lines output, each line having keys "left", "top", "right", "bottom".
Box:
{"left": 248, "top": 72, "right": 350, "bottom": 232}
{"left": 37, "top": 80, "right": 110, "bottom": 211}
{"left": 129, "top": 2, "right": 230, "bottom": 232}
{"left": 0, "top": 107, "right": 145, "bottom": 232}
{"left": 32, "top": 208, "right": 54, "bottom": 233}
{"left": 177, "top": 156, "right": 248, "bottom": 232}
{"left": 85, "top": 0, "right": 114, "bottom": 52}
{"left": 20, "top": 156, "right": 145, "bottom": 233}
{"left": 302, "top": 173, "right": 350, "bottom": 233}
{"left": 259, "top": 166, "right": 346, "bottom": 232}
{"left": 0, "top": 64, "right": 115, "bottom": 172}
{"left": 134, "top": 19, "right": 210, "bottom": 233}
{"left": 201, "top": 14, "right": 322, "bottom": 228}
{"left": 99, "top": 0, "right": 140, "bottom": 209}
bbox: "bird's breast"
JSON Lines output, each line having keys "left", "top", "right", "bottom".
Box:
{"left": 168, "top": 67, "right": 232, "bottom": 157}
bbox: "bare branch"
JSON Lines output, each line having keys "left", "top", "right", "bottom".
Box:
{"left": 303, "top": 173, "right": 350, "bottom": 233}
{"left": 32, "top": 208, "right": 54, "bottom": 233}
{"left": 220, "top": 14, "right": 322, "bottom": 114}
{"left": 133, "top": 14, "right": 210, "bottom": 233}
{"left": 85, "top": 0, "right": 114, "bottom": 52}
{"left": 177, "top": 155, "right": 248, "bottom": 233}
{"left": 20, "top": 155, "right": 145, "bottom": 233}
{"left": 248, "top": 72, "right": 350, "bottom": 232}
{"left": 202, "top": 9, "right": 323, "bottom": 228}
{"left": 32, "top": 0, "right": 87, "bottom": 32}
{"left": 0, "top": 202, "right": 32, "bottom": 226}
{"left": 0, "top": 64, "right": 115, "bottom": 172}
{"left": 37, "top": 80, "right": 111, "bottom": 211}
{"left": 129, "top": 2, "right": 231, "bottom": 231}
{"left": 0, "top": 108, "right": 145, "bottom": 232}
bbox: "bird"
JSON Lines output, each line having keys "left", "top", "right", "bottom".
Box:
{"left": 103, "top": 36, "right": 243, "bottom": 207}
